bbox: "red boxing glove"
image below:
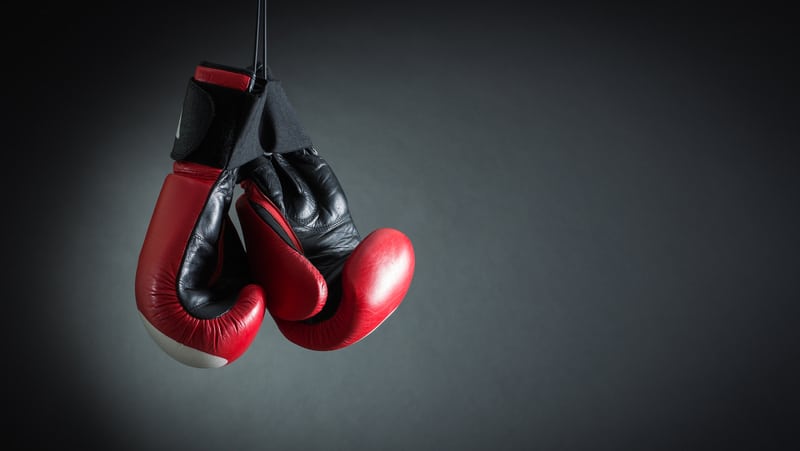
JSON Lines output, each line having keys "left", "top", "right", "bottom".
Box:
{"left": 135, "top": 63, "right": 267, "bottom": 367}
{"left": 236, "top": 149, "right": 415, "bottom": 351}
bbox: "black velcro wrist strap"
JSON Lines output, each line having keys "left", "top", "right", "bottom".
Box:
{"left": 170, "top": 67, "right": 315, "bottom": 169}
{"left": 171, "top": 78, "right": 261, "bottom": 169}
{"left": 234, "top": 75, "right": 315, "bottom": 161}
{"left": 263, "top": 79, "right": 314, "bottom": 154}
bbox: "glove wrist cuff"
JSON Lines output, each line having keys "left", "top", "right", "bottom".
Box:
{"left": 170, "top": 62, "right": 264, "bottom": 170}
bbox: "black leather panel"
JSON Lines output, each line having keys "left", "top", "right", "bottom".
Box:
{"left": 177, "top": 168, "right": 249, "bottom": 319}
{"left": 243, "top": 149, "right": 361, "bottom": 286}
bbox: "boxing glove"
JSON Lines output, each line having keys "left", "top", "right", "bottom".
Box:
{"left": 236, "top": 148, "right": 415, "bottom": 351}
{"left": 135, "top": 62, "right": 268, "bottom": 368}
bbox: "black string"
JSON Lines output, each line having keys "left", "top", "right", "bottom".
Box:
{"left": 253, "top": 0, "right": 261, "bottom": 74}
{"left": 252, "top": 0, "right": 268, "bottom": 79}
{"left": 263, "top": 0, "right": 268, "bottom": 77}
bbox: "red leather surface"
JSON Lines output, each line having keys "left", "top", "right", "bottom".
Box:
{"left": 237, "top": 185, "right": 326, "bottom": 321}
{"left": 135, "top": 162, "right": 265, "bottom": 364}
{"left": 275, "top": 228, "right": 414, "bottom": 351}
{"left": 193, "top": 65, "right": 252, "bottom": 91}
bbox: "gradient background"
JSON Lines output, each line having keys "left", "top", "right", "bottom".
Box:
{"left": 6, "top": 1, "right": 799, "bottom": 449}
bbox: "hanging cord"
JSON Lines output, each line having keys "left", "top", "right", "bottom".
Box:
{"left": 252, "top": 0, "right": 268, "bottom": 80}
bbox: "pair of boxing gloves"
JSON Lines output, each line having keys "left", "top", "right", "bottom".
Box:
{"left": 135, "top": 62, "right": 415, "bottom": 368}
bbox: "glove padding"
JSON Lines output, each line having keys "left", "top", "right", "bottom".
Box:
{"left": 236, "top": 149, "right": 415, "bottom": 351}
{"left": 135, "top": 63, "right": 267, "bottom": 367}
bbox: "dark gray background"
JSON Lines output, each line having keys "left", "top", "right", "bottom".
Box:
{"left": 6, "top": 1, "right": 798, "bottom": 449}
